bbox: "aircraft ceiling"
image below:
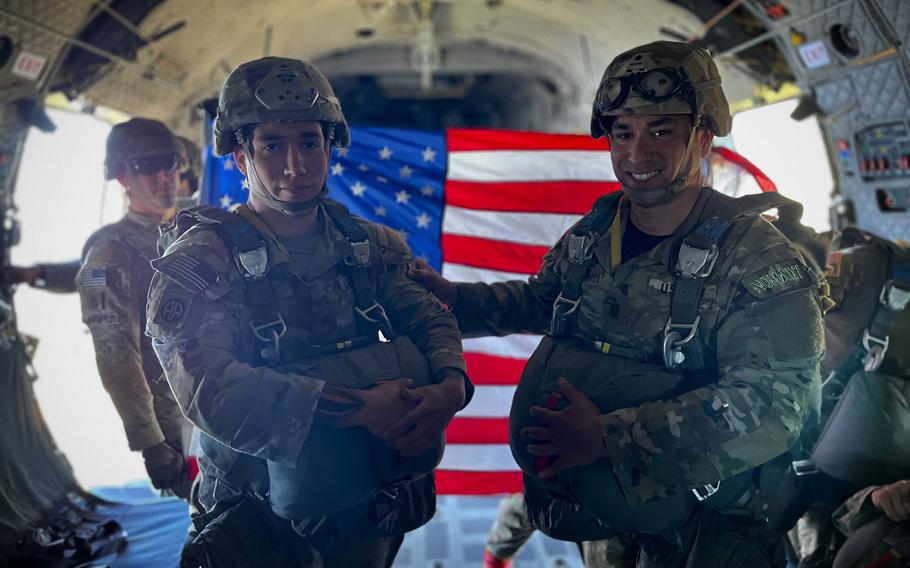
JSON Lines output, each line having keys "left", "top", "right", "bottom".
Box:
{"left": 0, "top": 0, "right": 770, "bottom": 137}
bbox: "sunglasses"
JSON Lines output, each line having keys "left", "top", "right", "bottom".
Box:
{"left": 127, "top": 154, "right": 178, "bottom": 175}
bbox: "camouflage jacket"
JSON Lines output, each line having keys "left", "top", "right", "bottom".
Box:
{"left": 77, "top": 211, "right": 182, "bottom": 452}
{"left": 455, "top": 188, "right": 826, "bottom": 506}
{"left": 145, "top": 204, "right": 467, "bottom": 467}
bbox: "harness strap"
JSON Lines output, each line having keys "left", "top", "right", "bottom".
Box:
{"left": 549, "top": 193, "right": 621, "bottom": 336}
{"left": 323, "top": 200, "right": 395, "bottom": 340}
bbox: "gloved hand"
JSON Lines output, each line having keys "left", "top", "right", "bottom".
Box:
{"left": 331, "top": 379, "right": 418, "bottom": 439}
{"left": 142, "top": 442, "right": 187, "bottom": 494}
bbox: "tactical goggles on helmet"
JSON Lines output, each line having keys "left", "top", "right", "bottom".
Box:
{"left": 127, "top": 153, "right": 178, "bottom": 176}
{"left": 594, "top": 67, "right": 694, "bottom": 113}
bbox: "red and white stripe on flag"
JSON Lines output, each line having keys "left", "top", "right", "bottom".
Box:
{"left": 437, "top": 129, "right": 619, "bottom": 494}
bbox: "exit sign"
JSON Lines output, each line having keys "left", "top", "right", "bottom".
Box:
{"left": 11, "top": 51, "right": 47, "bottom": 81}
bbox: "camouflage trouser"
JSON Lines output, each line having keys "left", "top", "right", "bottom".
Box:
{"left": 486, "top": 493, "right": 633, "bottom": 567}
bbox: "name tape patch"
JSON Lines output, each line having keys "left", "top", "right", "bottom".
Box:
{"left": 744, "top": 260, "right": 811, "bottom": 299}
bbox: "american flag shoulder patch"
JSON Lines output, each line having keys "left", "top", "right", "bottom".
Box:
{"left": 80, "top": 267, "right": 108, "bottom": 288}
{"left": 153, "top": 252, "right": 219, "bottom": 294}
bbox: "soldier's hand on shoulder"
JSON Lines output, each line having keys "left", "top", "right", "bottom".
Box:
{"left": 523, "top": 378, "right": 608, "bottom": 479}
{"left": 407, "top": 259, "right": 458, "bottom": 306}
{"left": 384, "top": 374, "right": 465, "bottom": 457}
{"left": 871, "top": 479, "right": 910, "bottom": 522}
{"left": 141, "top": 442, "right": 186, "bottom": 492}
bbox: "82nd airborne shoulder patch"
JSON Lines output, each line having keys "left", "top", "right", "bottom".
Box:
{"left": 743, "top": 259, "right": 812, "bottom": 300}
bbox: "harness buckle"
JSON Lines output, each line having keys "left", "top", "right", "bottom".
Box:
{"left": 250, "top": 314, "right": 287, "bottom": 366}
{"left": 237, "top": 245, "right": 269, "bottom": 281}
{"left": 567, "top": 233, "right": 595, "bottom": 264}
{"left": 880, "top": 280, "right": 910, "bottom": 312}
{"left": 345, "top": 241, "right": 371, "bottom": 268}
{"left": 676, "top": 241, "right": 718, "bottom": 279}
{"left": 792, "top": 459, "right": 820, "bottom": 477}
{"left": 356, "top": 301, "right": 393, "bottom": 335}
{"left": 861, "top": 328, "right": 889, "bottom": 372}
{"left": 661, "top": 316, "right": 700, "bottom": 369}
{"left": 550, "top": 293, "right": 582, "bottom": 336}
{"left": 692, "top": 481, "right": 720, "bottom": 502}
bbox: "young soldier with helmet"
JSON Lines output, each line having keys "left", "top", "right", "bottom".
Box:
{"left": 77, "top": 118, "right": 193, "bottom": 498}
{"left": 411, "top": 41, "right": 829, "bottom": 566}
{"left": 145, "top": 57, "right": 471, "bottom": 567}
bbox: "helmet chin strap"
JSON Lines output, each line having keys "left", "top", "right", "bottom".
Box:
{"left": 621, "top": 113, "right": 703, "bottom": 208}
{"left": 241, "top": 139, "right": 327, "bottom": 216}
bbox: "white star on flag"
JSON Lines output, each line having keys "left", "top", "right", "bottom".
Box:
{"left": 223, "top": 158, "right": 235, "bottom": 171}
{"left": 336, "top": 147, "right": 349, "bottom": 157}
{"left": 421, "top": 146, "right": 437, "bottom": 162}
{"left": 378, "top": 146, "right": 393, "bottom": 160}
{"left": 399, "top": 165, "right": 414, "bottom": 178}
{"left": 220, "top": 195, "right": 234, "bottom": 208}
{"left": 241, "top": 178, "right": 250, "bottom": 190}
{"left": 420, "top": 185, "right": 434, "bottom": 196}
{"left": 416, "top": 211, "right": 431, "bottom": 228}
{"left": 331, "top": 163, "right": 345, "bottom": 176}
{"left": 376, "top": 176, "right": 389, "bottom": 184}
{"left": 395, "top": 190, "right": 411, "bottom": 204}
{"left": 351, "top": 181, "right": 366, "bottom": 197}
{"left": 357, "top": 164, "right": 369, "bottom": 172}
{"left": 374, "top": 205, "right": 387, "bottom": 217}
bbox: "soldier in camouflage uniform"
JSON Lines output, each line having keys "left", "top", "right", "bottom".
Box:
{"left": 145, "top": 57, "right": 471, "bottom": 567}
{"left": 76, "top": 118, "right": 193, "bottom": 498}
{"left": 411, "top": 41, "right": 827, "bottom": 567}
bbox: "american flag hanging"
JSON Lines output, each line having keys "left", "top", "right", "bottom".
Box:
{"left": 201, "top": 127, "right": 775, "bottom": 495}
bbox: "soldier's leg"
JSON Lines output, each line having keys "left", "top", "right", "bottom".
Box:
{"left": 484, "top": 493, "right": 536, "bottom": 563}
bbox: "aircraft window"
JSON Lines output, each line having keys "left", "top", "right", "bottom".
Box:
{"left": 0, "top": 36, "right": 13, "bottom": 69}
{"left": 829, "top": 23, "right": 861, "bottom": 59}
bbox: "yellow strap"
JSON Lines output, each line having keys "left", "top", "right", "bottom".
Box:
{"left": 234, "top": 204, "right": 292, "bottom": 265}
{"left": 609, "top": 196, "right": 626, "bottom": 272}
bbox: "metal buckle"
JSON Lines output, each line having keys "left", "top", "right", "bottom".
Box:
{"left": 345, "top": 241, "right": 371, "bottom": 268}
{"left": 550, "top": 293, "right": 582, "bottom": 335}
{"left": 661, "top": 316, "right": 700, "bottom": 369}
{"left": 237, "top": 246, "right": 269, "bottom": 280}
{"left": 676, "top": 242, "right": 718, "bottom": 279}
{"left": 250, "top": 315, "right": 287, "bottom": 366}
{"left": 692, "top": 481, "right": 720, "bottom": 502}
{"left": 861, "top": 328, "right": 889, "bottom": 372}
{"left": 567, "top": 233, "right": 594, "bottom": 264}
{"left": 880, "top": 281, "right": 910, "bottom": 312}
{"left": 792, "top": 459, "right": 820, "bottom": 477}
{"left": 356, "top": 301, "right": 393, "bottom": 333}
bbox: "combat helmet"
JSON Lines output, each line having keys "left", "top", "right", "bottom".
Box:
{"left": 588, "top": 42, "right": 730, "bottom": 205}
{"left": 590, "top": 41, "right": 731, "bottom": 139}
{"left": 214, "top": 57, "right": 349, "bottom": 215}
{"left": 213, "top": 57, "right": 350, "bottom": 156}
{"left": 104, "top": 118, "right": 179, "bottom": 180}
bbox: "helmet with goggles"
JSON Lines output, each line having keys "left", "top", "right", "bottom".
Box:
{"left": 213, "top": 57, "right": 350, "bottom": 156}
{"left": 590, "top": 41, "right": 731, "bottom": 139}
{"left": 104, "top": 118, "right": 179, "bottom": 180}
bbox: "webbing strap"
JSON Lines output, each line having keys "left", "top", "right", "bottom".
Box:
{"left": 549, "top": 194, "right": 621, "bottom": 337}
{"left": 323, "top": 200, "right": 395, "bottom": 339}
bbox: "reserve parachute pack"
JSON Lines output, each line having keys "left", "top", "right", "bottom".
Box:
{"left": 157, "top": 199, "right": 440, "bottom": 534}
{"left": 513, "top": 190, "right": 814, "bottom": 539}
{"left": 810, "top": 228, "right": 910, "bottom": 488}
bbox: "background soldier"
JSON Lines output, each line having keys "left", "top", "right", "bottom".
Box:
{"left": 146, "top": 57, "right": 471, "bottom": 567}
{"left": 411, "top": 41, "right": 828, "bottom": 567}
{"left": 77, "top": 118, "right": 192, "bottom": 497}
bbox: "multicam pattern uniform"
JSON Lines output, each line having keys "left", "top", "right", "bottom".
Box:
{"left": 145, "top": 204, "right": 466, "bottom": 502}
{"left": 455, "top": 188, "right": 826, "bottom": 507}
{"left": 76, "top": 212, "right": 191, "bottom": 454}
